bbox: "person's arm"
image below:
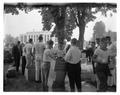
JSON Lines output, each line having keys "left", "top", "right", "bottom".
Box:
{"left": 64, "top": 49, "right": 72, "bottom": 63}
{"left": 92, "top": 52, "right": 104, "bottom": 63}
{"left": 92, "top": 54, "right": 98, "bottom": 63}
{"left": 49, "top": 49, "right": 57, "bottom": 60}
{"left": 92, "top": 49, "right": 102, "bottom": 63}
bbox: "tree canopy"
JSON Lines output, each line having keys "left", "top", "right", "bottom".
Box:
{"left": 4, "top": 3, "right": 117, "bottom": 49}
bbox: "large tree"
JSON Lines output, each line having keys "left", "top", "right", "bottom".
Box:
{"left": 4, "top": 3, "right": 116, "bottom": 49}
{"left": 40, "top": 3, "right": 117, "bottom": 49}
{"left": 4, "top": 34, "right": 15, "bottom": 46}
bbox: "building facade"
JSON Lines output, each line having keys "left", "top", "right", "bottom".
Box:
{"left": 19, "top": 31, "right": 57, "bottom": 44}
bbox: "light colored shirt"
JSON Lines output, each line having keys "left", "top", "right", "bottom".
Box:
{"left": 24, "top": 43, "right": 33, "bottom": 55}
{"left": 33, "top": 42, "right": 45, "bottom": 59}
{"left": 22, "top": 46, "right": 26, "bottom": 56}
{"left": 64, "top": 46, "right": 82, "bottom": 64}
{"left": 107, "top": 42, "right": 116, "bottom": 57}
{"left": 94, "top": 47, "right": 110, "bottom": 63}
{"left": 43, "top": 48, "right": 53, "bottom": 62}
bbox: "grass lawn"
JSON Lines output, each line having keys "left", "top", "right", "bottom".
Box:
{"left": 3, "top": 60, "right": 97, "bottom": 92}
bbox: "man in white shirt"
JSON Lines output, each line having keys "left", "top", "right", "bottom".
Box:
{"left": 24, "top": 39, "right": 33, "bottom": 68}
{"left": 24, "top": 39, "right": 33, "bottom": 80}
{"left": 33, "top": 35, "right": 46, "bottom": 82}
{"left": 64, "top": 38, "right": 82, "bottom": 92}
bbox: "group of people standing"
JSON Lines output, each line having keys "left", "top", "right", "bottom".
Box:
{"left": 11, "top": 34, "right": 116, "bottom": 92}
{"left": 90, "top": 36, "right": 116, "bottom": 92}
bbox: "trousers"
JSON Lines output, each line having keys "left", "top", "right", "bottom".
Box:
{"left": 66, "top": 62, "right": 81, "bottom": 92}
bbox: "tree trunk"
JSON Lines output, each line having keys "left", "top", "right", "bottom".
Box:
{"left": 77, "top": 8, "right": 86, "bottom": 50}
{"left": 78, "top": 23, "right": 85, "bottom": 50}
{"left": 53, "top": 7, "right": 66, "bottom": 44}
{"left": 56, "top": 17, "right": 65, "bottom": 44}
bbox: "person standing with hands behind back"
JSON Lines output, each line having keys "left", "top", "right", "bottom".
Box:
{"left": 65, "top": 38, "right": 82, "bottom": 92}
{"left": 24, "top": 39, "right": 33, "bottom": 80}
{"left": 33, "top": 35, "right": 46, "bottom": 83}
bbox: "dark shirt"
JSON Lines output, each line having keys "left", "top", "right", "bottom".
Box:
{"left": 12, "top": 45, "right": 21, "bottom": 58}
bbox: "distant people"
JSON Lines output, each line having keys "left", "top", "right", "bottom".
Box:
{"left": 86, "top": 42, "right": 96, "bottom": 62}
{"left": 89, "top": 42, "right": 96, "bottom": 73}
{"left": 65, "top": 38, "right": 82, "bottom": 92}
{"left": 93, "top": 37, "right": 111, "bottom": 92}
{"left": 24, "top": 39, "right": 33, "bottom": 80}
{"left": 12, "top": 41, "right": 21, "bottom": 72}
{"left": 33, "top": 35, "right": 46, "bottom": 82}
{"left": 42, "top": 40, "right": 54, "bottom": 91}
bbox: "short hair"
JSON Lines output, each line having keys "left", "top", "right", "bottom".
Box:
{"left": 17, "top": 41, "right": 20, "bottom": 44}
{"left": 47, "top": 40, "right": 54, "bottom": 46}
{"left": 71, "top": 38, "right": 78, "bottom": 45}
{"left": 106, "top": 36, "right": 111, "bottom": 41}
{"left": 38, "top": 35, "right": 43, "bottom": 41}
{"left": 29, "top": 38, "right": 33, "bottom": 43}
{"left": 91, "top": 42, "right": 95, "bottom": 45}
{"left": 100, "top": 37, "right": 106, "bottom": 43}
{"left": 96, "top": 38, "right": 100, "bottom": 41}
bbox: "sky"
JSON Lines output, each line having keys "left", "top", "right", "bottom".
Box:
{"left": 4, "top": 9, "right": 117, "bottom": 41}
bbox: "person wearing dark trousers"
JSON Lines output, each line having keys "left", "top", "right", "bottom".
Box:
{"left": 66, "top": 62, "right": 81, "bottom": 92}
{"left": 22, "top": 56, "right": 26, "bottom": 75}
{"left": 12, "top": 41, "right": 21, "bottom": 72}
{"left": 21, "top": 45, "right": 26, "bottom": 75}
{"left": 95, "top": 64, "right": 109, "bottom": 91}
{"left": 65, "top": 38, "right": 82, "bottom": 92}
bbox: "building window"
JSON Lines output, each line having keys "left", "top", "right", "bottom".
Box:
{"left": 24, "top": 35, "right": 27, "bottom": 43}
{"left": 31, "top": 35, "right": 33, "bottom": 39}
{"left": 29, "top": 35, "right": 30, "bottom": 39}
{"left": 37, "top": 35, "right": 38, "bottom": 39}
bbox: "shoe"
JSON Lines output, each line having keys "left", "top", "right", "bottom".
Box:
{"left": 43, "top": 85, "right": 49, "bottom": 91}
{"left": 35, "top": 80, "right": 41, "bottom": 83}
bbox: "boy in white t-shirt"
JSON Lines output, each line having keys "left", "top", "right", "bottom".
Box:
{"left": 93, "top": 37, "right": 111, "bottom": 92}
{"left": 42, "top": 40, "right": 54, "bottom": 91}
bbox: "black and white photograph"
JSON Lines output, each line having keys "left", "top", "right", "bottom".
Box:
{"left": 3, "top": 1, "right": 117, "bottom": 92}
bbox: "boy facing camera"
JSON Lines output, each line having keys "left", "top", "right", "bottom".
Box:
{"left": 93, "top": 37, "right": 111, "bottom": 92}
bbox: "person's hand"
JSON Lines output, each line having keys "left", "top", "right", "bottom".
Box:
{"left": 102, "top": 59, "right": 107, "bottom": 63}
{"left": 26, "top": 64, "right": 31, "bottom": 69}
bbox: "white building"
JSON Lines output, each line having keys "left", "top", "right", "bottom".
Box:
{"left": 19, "top": 31, "right": 57, "bottom": 44}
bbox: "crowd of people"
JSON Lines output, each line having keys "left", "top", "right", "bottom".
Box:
{"left": 11, "top": 35, "right": 116, "bottom": 92}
